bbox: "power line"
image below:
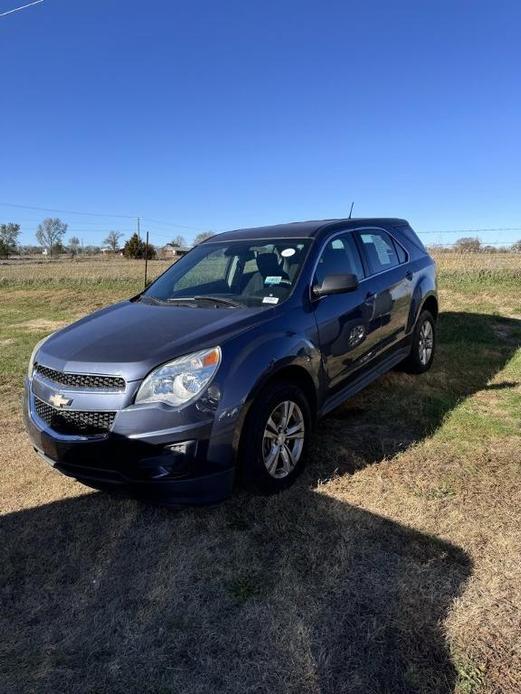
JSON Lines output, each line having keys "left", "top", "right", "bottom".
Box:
{"left": 0, "top": 201, "right": 208, "bottom": 231}
{"left": 0, "top": 0, "right": 44, "bottom": 18}
{"left": 0, "top": 201, "right": 135, "bottom": 219}
{"left": 420, "top": 227, "right": 521, "bottom": 235}
{"left": 141, "top": 216, "right": 209, "bottom": 232}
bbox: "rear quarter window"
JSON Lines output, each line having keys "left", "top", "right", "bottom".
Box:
{"left": 393, "top": 239, "right": 407, "bottom": 263}
{"left": 395, "top": 225, "right": 426, "bottom": 253}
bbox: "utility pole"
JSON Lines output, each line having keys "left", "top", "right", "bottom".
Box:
{"left": 137, "top": 216, "right": 141, "bottom": 241}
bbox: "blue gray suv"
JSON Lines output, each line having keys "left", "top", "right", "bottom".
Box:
{"left": 24, "top": 218, "right": 437, "bottom": 506}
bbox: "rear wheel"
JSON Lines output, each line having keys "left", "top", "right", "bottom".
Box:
{"left": 401, "top": 309, "right": 436, "bottom": 374}
{"left": 241, "top": 382, "right": 311, "bottom": 494}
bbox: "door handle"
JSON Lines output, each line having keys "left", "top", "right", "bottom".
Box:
{"left": 405, "top": 270, "right": 413, "bottom": 281}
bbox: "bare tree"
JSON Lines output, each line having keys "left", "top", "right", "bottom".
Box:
{"left": 454, "top": 237, "right": 481, "bottom": 253}
{"left": 170, "top": 234, "right": 186, "bottom": 248}
{"left": 104, "top": 230, "right": 123, "bottom": 253}
{"left": 69, "top": 236, "right": 81, "bottom": 257}
{"left": 512, "top": 240, "right": 521, "bottom": 253}
{"left": 193, "top": 231, "right": 214, "bottom": 245}
{"left": 0, "top": 222, "right": 20, "bottom": 258}
{"left": 36, "top": 218, "right": 68, "bottom": 257}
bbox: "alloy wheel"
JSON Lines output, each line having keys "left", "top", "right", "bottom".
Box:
{"left": 262, "top": 400, "right": 305, "bottom": 479}
{"left": 418, "top": 320, "right": 434, "bottom": 365}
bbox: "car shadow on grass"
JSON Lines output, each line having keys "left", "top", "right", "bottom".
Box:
{"left": 1, "top": 487, "right": 471, "bottom": 693}
{"left": 1, "top": 311, "right": 519, "bottom": 693}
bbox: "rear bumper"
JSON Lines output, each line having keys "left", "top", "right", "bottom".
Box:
{"left": 24, "top": 387, "right": 235, "bottom": 507}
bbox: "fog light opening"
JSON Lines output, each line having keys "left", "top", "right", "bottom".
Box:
{"left": 167, "top": 440, "right": 196, "bottom": 457}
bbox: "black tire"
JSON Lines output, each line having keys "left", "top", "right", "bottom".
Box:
{"left": 240, "top": 381, "right": 312, "bottom": 494}
{"left": 400, "top": 309, "right": 436, "bottom": 374}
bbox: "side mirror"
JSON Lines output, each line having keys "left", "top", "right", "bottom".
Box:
{"left": 313, "top": 273, "right": 359, "bottom": 298}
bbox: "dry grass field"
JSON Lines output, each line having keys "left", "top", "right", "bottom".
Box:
{"left": 1, "top": 252, "right": 520, "bottom": 693}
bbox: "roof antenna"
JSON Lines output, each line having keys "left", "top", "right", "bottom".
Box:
{"left": 348, "top": 201, "right": 354, "bottom": 219}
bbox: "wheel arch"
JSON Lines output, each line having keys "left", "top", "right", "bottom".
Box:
{"left": 234, "top": 363, "right": 318, "bottom": 471}
{"left": 421, "top": 294, "right": 439, "bottom": 321}
{"left": 407, "top": 284, "right": 438, "bottom": 333}
{"left": 244, "top": 363, "right": 318, "bottom": 425}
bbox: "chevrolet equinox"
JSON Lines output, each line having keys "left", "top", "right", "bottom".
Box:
{"left": 24, "top": 218, "right": 437, "bottom": 506}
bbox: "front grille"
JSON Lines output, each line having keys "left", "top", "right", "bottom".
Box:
{"left": 34, "top": 364, "right": 125, "bottom": 391}
{"left": 34, "top": 396, "right": 116, "bottom": 436}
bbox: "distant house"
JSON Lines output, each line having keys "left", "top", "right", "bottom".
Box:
{"left": 101, "top": 247, "right": 113, "bottom": 254}
{"left": 42, "top": 248, "right": 48, "bottom": 256}
{"left": 161, "top": 244, "right": 191, "bottom": 258}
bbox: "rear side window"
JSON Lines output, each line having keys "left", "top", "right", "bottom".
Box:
{"left": 314, "top": 232, "right": 365, "bottom": 286}
{"left": 358, "top": 229, "right": 399, "bottom": 275}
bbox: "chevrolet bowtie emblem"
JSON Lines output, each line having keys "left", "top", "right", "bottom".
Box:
{"left": 49, "top": 393, "right": 72, "bottom": 408}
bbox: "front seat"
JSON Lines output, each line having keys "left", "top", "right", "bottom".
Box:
{"left": 244, "top": 252, "right": 290, "bottom": 296}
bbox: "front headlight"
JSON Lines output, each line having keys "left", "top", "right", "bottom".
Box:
{"left": 27, "top": 332, "right": 55, "bottom": 378}
{"left": 135, "top": 346, "right": 221, "bottom": 407}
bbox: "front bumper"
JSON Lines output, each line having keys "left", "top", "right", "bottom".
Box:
{"left": 24, "top": 383, "right": 235, "bottom": 507}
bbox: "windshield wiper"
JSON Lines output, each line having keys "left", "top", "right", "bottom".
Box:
{"left": 162, "top": 295, "right": 242, "bottom": 308}
{"left": 193, "top": 295, "right": 242, "bottom": 308}
{"left": 163, "top": 297, "right": 198, "bottom": 306}
{"left": 138, "top": 295, "right": 164, "bottom": 305}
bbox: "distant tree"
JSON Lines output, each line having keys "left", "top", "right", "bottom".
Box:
{"left": 0, "top": 222, "right": 21, "bottom": 258}
{"left": 53, "top": 240, "right": 65, "bottom": 256}
{"left": 143, "top": 242, "right": 156, "bottom": 259}
{"left": 19, "top": 244, "right": 43, "bottom": 255}
{"left": 36, "top": 217, "right": 68, "bottom": 257}
{"left": 123, "top": 233, "right": 142, "bottom": 259}
{"left": 68, "top": 236, "right": 81, "bottom": 257}
{"left": 123, "top": 232, "right": 156, "bottom": 259}
{"left": 170, "top": 234, "right": 186, "bottom": 248}
{"left": 454, "top": 236, "right": 481, "bottom": 253}
{"left": 104, "top": 230, "right": 123, "bottom": 252}
{"left": 84, "top": 245, "right": 101, "bottom": 255}
{"left": 512, "top": 239, "right": 521, "bottom": 253}
{"left": 193, "top": 231, "right": 214, "bottom": 245}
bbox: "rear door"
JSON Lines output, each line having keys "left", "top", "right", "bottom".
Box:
{"left": 354, "top": 227, "right": 413, "bottom": 357}
{"left": 312, "top": 231, "right": 385, "bottom": 391}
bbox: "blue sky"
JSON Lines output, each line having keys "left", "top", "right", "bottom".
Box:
{"left": 1, "top": 0, "right": 521, "bottom": 247}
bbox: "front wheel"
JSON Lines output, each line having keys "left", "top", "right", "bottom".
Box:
{"left": 401, "top": 309, "right": 436, "bottom": 374}
{"left": 240, "top": 382, "right": 311, "bottom": 494}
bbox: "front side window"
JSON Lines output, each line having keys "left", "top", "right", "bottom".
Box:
{"left": 314, "top": 232, "right": 364, "bottom": 286}
{"left": 142, "top": 238, "right": 312, "bottom": 308}
{"left": 358, "top": 229, "right": 399, "bottom": 275}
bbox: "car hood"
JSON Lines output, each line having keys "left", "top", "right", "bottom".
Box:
{"left": 37, "top": 300, "right": 270, "bottom": 381}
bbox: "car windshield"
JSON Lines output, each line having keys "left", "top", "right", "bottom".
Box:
{"left": 141, "top": 238, "right": 312, "bottom": 308}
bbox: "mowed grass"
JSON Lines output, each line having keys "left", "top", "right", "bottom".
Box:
{"left": 0, "top": 253, "right": 520, "bottom": 693}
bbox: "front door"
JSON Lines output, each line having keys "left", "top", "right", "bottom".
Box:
{"left": 312, "top": 231, "right": 383, "bottom": 391}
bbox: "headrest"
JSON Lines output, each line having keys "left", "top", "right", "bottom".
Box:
{"left": 364, "top": 242, "right": 381, "bottom": 270}
{"left": 256, "top": 252, "right": 282, "bottom": 278}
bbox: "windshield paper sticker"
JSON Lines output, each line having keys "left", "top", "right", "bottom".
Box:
{"left": 262, "top": 296, "right": 279, "bottom": 304}
{"left": 281, "top": 248, "right": 295, "bottom": 257}
{"left": 265, "top": 276, "right": 282, "bottom": 285}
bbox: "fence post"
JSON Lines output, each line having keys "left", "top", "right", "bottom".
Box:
{"left": 144, "top": 230, "right": 149, "bottom": 289}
